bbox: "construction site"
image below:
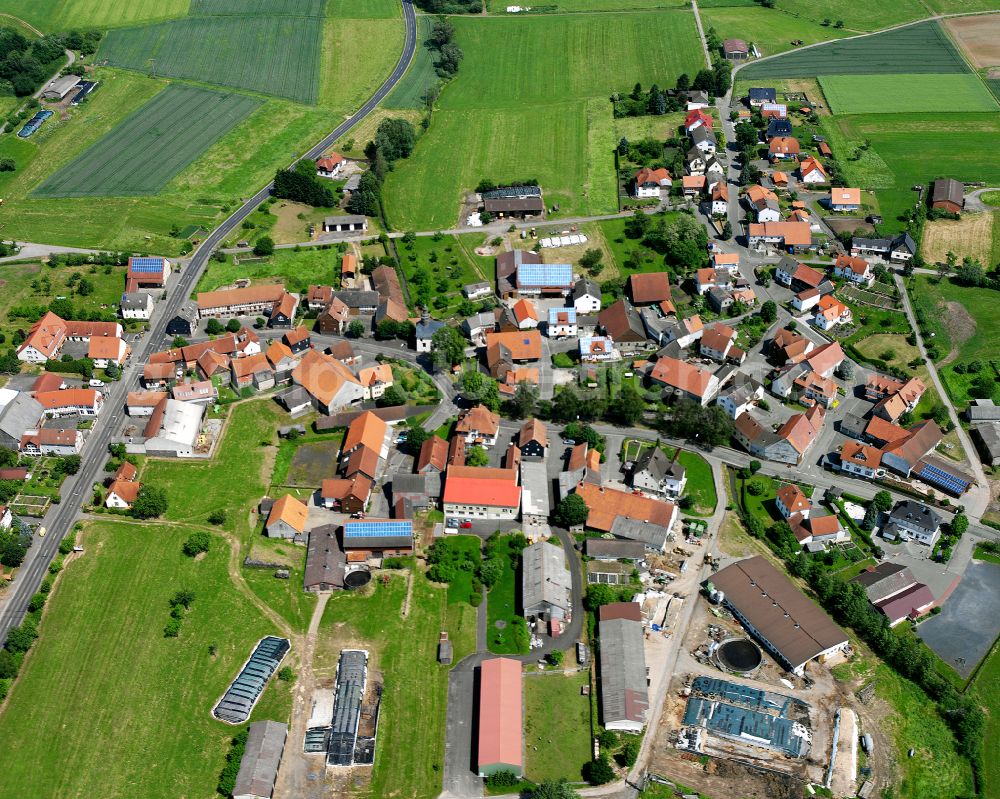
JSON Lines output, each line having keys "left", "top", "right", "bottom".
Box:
{"left": 644, "top": 577, "right": 868, "bottom": 799}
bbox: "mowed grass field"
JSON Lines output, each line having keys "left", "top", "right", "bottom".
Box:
{"left": 524, "top": 670, "right": 592, "bottom": 782}
{"left": 33, "top": 85, "right": 260, "bottom": 197}
{"left": 970, "top": 639, "right": 1000, "bottom": 799}
{"left": 0, "top": 520, "right": 291, "bottom": 799}
{"left": 740, "top": 21, "right": 968, "bottom": 78}
{"left": 821, "top": 112, "right": 1000, "bottom": 230}
{"left": 0, "top": 0, "right": 189, "bottom": 30}
{"left": 316, "top": 571, "right": 477, "bottom": 799}
{"left": 819, "top": 73, "right": 999, "bottom": 114}
{"left": 384, "top": 14, "right": 437, "bottom": 109}
{"left": 701, "top": 5, "right": 851, "bottom": 56}
{"left": 487, "top": 0, "right": 687, "bottom": 10}
{"left": 762, "top": 0, "right": 928, "bottom": 31}
{"left": 99, "top": 14, "right": 323, "bottom": 103}
{"left": 385, "top": 10, "right": 703, "bottom": 229}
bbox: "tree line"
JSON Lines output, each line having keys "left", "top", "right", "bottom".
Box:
{"left": 612, "top": 59, "right": 731, "bottom": 119}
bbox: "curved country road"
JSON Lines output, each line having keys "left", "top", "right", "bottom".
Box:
{"left": 0, "top": 0, "right": 418, "bottom": 646}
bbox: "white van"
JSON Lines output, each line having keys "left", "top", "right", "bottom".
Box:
{"left": 89, "top": 379, "right": 105, "bottom": 388}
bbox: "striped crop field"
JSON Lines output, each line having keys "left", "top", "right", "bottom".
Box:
{"left": 99, "top": 14, "right": 323, "bottom": 103}
{"left": 0, "top": 0, "right": 189, "bottom": 31}
{"left": 819, "top": 73, "right": 1000, "bottom": 114}
{"left": 189, "top": 0, "right": 326, "bottom": 15}
{"left": 741, "top": 21, "right": 969, "bottom": 78}
{"left": 33, "top": 85, "right": 261, "bottom": 198}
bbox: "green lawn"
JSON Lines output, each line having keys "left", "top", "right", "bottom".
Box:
{"left": 740, "top": 21, "right": 969, "bottom": 78}
{"left": 488, "top": 0, "right": 688, "bottom": 9}
{"left": 241, "top": 538, "right": 318, "bottom": 631}
{"left": 524, "top": 670, "right": 592, "bottom": 782}
{"left": 385, "top": 10, "right": 703, "bottom": 230}
{"left": 741, "top": 474, "right": 782, "bottom": 526}
{"left": 0, "top": 520, "right": 292, "bottom": 799}
{"left": 969, "top": 639, "right": 1000, "bottom": 799}
{"left": 316, "top": 569, "right": 478, "bottom": 799}
{"left": 700, "top": 5, "right": 852, "bottom": 58}
{"left": 669, "top": 447, "right": 717, "bottom": 517}
{"left": 912, "top": 275, "right": 1000, "bottom": 379}
{"left": 819, "top": 73, "right": 999, "bottom": 115}
{"left": 973, "top": 544, "right": 1000, "bottom": 566}
{"left": 34, "top": 85, "right": 261, "bottom": 198}
{"left": 873, "top": 663, "right": 975, "bottom": 798}
{"left": 486, "top": 536, "right": 529, "bottom": 655}
{"left": 142, "top": 400, "right": 282, "bottom": 536}
{"left": 197, "top": 244, "right": 346, "bottom": 293}
{"left": 99, "top": 14, "right": 323, "bottom": 104}
{"left": 821, "top": 113, "right": 1000, "bottom": 232}
{"left": 0, "top": 0, "right": 190, "bottom": 30}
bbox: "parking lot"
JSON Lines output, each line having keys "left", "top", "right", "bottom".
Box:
{"left": 917, "top": 559, "right": 1000, "bottom": 679}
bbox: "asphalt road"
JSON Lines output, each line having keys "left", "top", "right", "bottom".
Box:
{"left": 0, "top": 0, "right": 418, "bottom": 645}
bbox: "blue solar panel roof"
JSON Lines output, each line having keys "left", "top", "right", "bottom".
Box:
{"left": 517, "top": 262, "right": 573, "bottom": 287}
{"left": 343, "top": 520, "right": 413, "bottom": 538}
{"left": 914, "top": 463, "right": 969, "bottom": 495}
{"left": 129, "top": 256, "right": 165, "bottom": 273}
{"left": 548, "top": 307, "right": 576, "bottom": 324}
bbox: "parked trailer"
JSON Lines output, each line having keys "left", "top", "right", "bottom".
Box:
{"left": 860, "top": 733, "right": 873, "bottom": 753}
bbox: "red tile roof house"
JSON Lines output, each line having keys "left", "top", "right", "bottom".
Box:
{"left": 316, "top": 151, "right": 344, "bottom": 178}
{"left": 649, "top": 357, "right": 720, "bottom": 405}
{"left": 230, "top": 353, "right": 275, "bottom": 392}
{"left": 455, "top": 404, "right": 501, "bottom": 447}
{"left": 106, "top": 478, "right": 141, "bottom": 509}
{"left": 768, "top": 137, "right": 800, "bottom": 160}
{"left": 19, "top": 427, "right": 82, "bottom": 457}
{"left": 320, "top": 475, "right": 372, "bottom": 514}
{"left": 633, "top": 167, "right": 672, "bottom": 198}
{"left": 700, "top": 323, "right": 737, "bottom": 362}
{"left": 684, "top": 108, "right": 713, "bottom": 134}
{"left": 477, "top": 658, "right": 523, "bottom": 778}
{"left": 35, "top": 388, "right": 104, "bottom": 417}
{"left": 124, "top": 256, "right": 170, "bottom": 293}
{"left": 833, "top": 254, "right": 874, "bottom": 287}
{"left": 16, "top": 312, "right": 123, "bottom": 364}
{"left": 443, "top": 466, "right": 521, "bottom": 522}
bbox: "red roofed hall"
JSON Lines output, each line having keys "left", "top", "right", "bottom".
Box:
{"left": 477, "top": 657, "right": 523, "bottom": 777}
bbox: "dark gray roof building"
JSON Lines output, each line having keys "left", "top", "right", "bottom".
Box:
{"left": 584, "top": 538, "right": 646, "bottom": 561}
{"left": 598, "top": 613, "right": 648, "bottom": 732}
{"left": 967, "top": 399, "right": 1000, "bottom": 422}
{"left": 214, "top": 636, "right": 290, "bottom": 724}
{"left": 304, "top": 525, "right": 345, "bottom": 592}
{"left": 0, "top": 392, "right": 43, "bottom": 449}
{"left": 233, "top": 720, "right": 287, "bottom": 799}
{"left": 851, "top": 562, "right": 917, "bottom": 605}
{"left": 521, "top": 541, "right": 572, "bottom": 620}
{"left": 972, "top": 423, "right": 1000, "bottom": 466}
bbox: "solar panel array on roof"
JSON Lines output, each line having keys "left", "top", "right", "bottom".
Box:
{"left": 213, "top": 636, "right": 290, "bottom": 724}
{"left": 129, "top": 257, "right": 166, "bottom": 273}
{"left": 516, "top": 262, "right": 573, "bottom": 287}
{"left": 328, "top": 650, "right": 368, "bottom": 766}
{"left": 482, "top": 185, "right": 542, "bottom": 199}
{"left": 914, "top": 462, "right": 969, "bottom": 495}
{"left": 342, "top": 520, "right": 412, "bottom": 539}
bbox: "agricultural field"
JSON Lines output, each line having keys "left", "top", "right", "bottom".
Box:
{"left": 944, "top": 14, "right": 1000, "bottom": 69}
{"left": 326, "top": 0, "right": 402, "bottom": 16}
{"left": 383, "top": 14, "right": 437, "bottom": 110}
{"left": 920, "top": 212, "right": 996, "bottom": 267}
{"left": 33, "top": 85, "right": 261, "bottom": 197}
{"left": 524, "top": 670, "right": 592, "bottom": 783}
{"left": 318, "top": 16, "right": 403, "bottom": 110}
{"left": 818, "top": 73, "right": 999, "bottom": 114}
{"left": 385, "top": 10, "right": 703, "bottom": 230}
{"left": 740, "top": 21, "right": 968, "bottom": 78}
{"left": 820, "top": 113, "right": 1000, "bottom": 232}
{"left": 99, "top": 15, "right": 323, "bottom": 104}
{"left": 700, "top": 5, "right": 852, "bottom": 57}
{"left": 0, "top": 0, "right": 189, "bottom": 30}
{"left": 0, "top": 520, "right": 293, "bottom": 799}
{"left": 190, "top": 0, "right": 326, "bottom": 15}
{"left": 315, "top": 570, "right": 477, "bottom": 799}
{"left": 762, "top": 0, "right": 928, "bottom": 31}
{"left": 487, "top": 0, "right": 687, "bottom": 10}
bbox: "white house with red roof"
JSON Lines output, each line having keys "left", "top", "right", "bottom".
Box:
{"left": 316, "top": 152, "right": 344, "bottom": 177}
{"left": 633, "top": 167, "right": 671, "bottom": 198}
{"left": 684, "top": 108, "right": 712, "bottom": 133}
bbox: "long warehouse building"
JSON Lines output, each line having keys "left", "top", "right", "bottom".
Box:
{"left": 709, "top": 556, "right": 848, "bottom": 675}
{"left": 598, "top": 602, "right": 649, "bottom": 733}
{"left": 477, "top": 657, "right": 523, "bottom": 777}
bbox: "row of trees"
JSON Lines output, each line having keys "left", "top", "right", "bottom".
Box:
{"left": 346, "top": 117, "right": 416, "bottom": 217}
{"left": 273, "top": 159, "right": 336, "bottom": 207}
{"left": 426, "top": 19, "right": 463, "bottom": 78}
{"left": 0, "top": 29, "right": 80, "bottom": 97}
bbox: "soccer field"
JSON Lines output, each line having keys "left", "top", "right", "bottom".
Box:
{"left": 740, "top": 21, "right": 969, "bottom": 78}
{"left": 33, "top": 85, "right": 260, "bottom": 198}
{"left": 819, "top": 74, "right": 1000, "bottom": 114}
{"left": 99, "top": 14, "right": 323, "bottom": 103}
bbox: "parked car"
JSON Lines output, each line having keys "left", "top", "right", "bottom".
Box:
{"left": 460, "top": 521, "right": 473, "bottom": 529}
{"left": 446, "top": 518, "right": 459, "bottom": 529}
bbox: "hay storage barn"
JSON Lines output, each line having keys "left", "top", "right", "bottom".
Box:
{"left": 598, "top": 602, "right": 648, "bottom": 733}
{"left": 521, "top": 540, "right": 571, "bottom": 621}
